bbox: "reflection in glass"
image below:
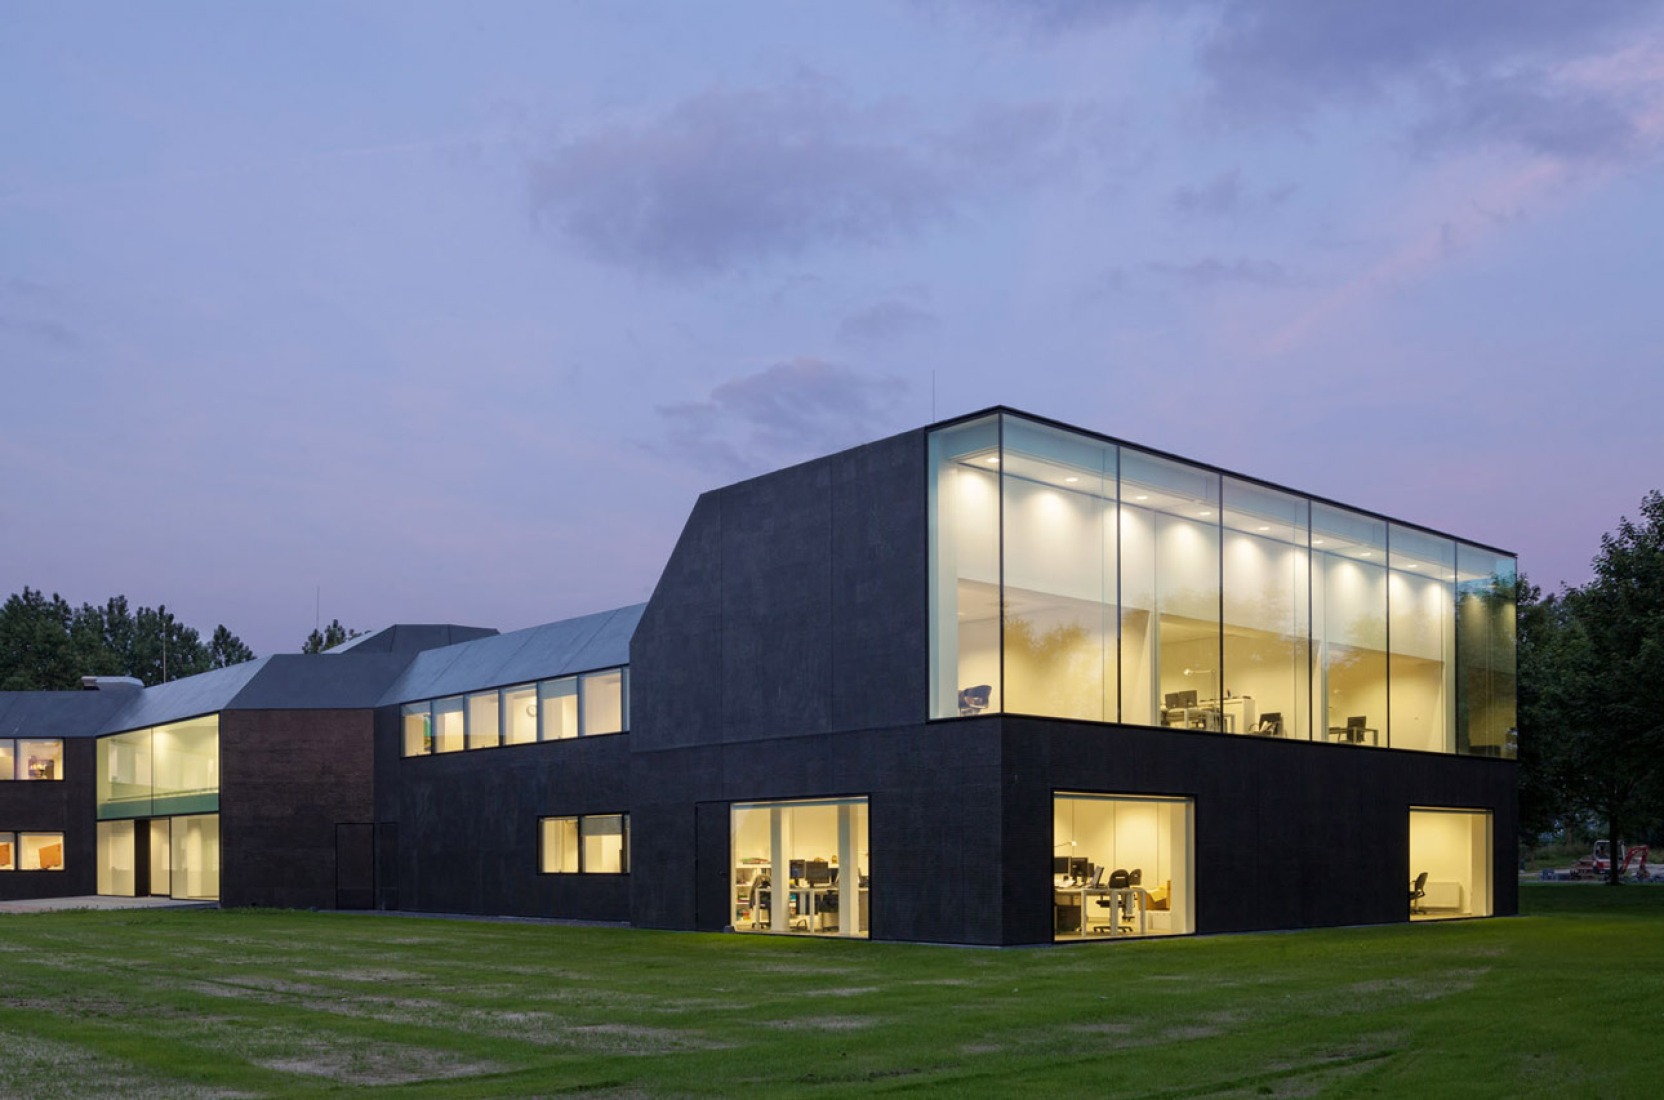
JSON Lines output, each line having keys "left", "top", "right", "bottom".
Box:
{"left": 1389, "top": 526, "right": 1456, "bottom": 752}
{"left": 1001, "top": 418, "right": 1117, "bottom": 721}
{"left": 1314, "top": 505, "right": 1387, "bottom": 745}
{"left": 1222, "top": 480, "right": 1310, "bottom": 739}
{"left": 1456, "top": 546, "right": 1518, "bottom": 758}
{"left": 929, "top": 415, "right": 1002, "bottom": 718}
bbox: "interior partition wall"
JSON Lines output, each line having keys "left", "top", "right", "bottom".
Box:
{"left": 928, "top": 411, "right": 1516, "bottom": 758}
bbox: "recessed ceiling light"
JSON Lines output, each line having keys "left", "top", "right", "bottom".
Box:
{"left": 1313, "top": 539, "right": 1325, "bottom": 546}
{"left": 1135, "top": 494, "right": 1148, "bottom": 501}
{"left": 1257, "top": 525, "right": 1270, "bottom": 532}
{"left": 1407, "top": 563, "right": 1420, "bottom": 569}
{"left": 1064, "top": 476, "right": 1079, "bottom": 483}
{"left": 985, "top": 456, "right": 1000, "bottom": 466}
{"left": 1359, "top": 551, "right": 1372, "bottom": 557}
{"left": 1198, "top": 510, "right": 1212, "bottom": 517}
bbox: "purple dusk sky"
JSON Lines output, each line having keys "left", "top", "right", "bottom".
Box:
{"left": 4, "top": 2, "right": 1663, "bottom": 656}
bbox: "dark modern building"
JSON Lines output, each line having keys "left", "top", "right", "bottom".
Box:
{"left": 1, "top": 409, "right": 1518, "bottom": 945}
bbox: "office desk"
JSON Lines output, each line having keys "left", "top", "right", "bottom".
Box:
{"left": 1162, "top": 697, "right": 1257, "bottom": 734}
{"left": 1055, "top": 884, "right": 1147, "bottom": 937}
{"left": 765, "top": 884, "right": 868, "bottom": 934}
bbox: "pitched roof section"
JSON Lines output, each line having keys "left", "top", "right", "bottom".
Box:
{"left": 96, "top": 658, "right": 273, "bottom": 733}
{"left": 378, "top": 605, "right": 644, "bottom": 706}
{"left": 328, "top": 624, "right": 498, "bottom": 654}
{"left": 0, "top": 689, "right": 138, "bottom": 739}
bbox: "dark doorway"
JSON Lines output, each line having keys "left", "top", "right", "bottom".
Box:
{"left": 694, "top": 801, "right": 730, "bottom": 931}
{"left": 335, "top": 822, "right": 375, "bottom": 910}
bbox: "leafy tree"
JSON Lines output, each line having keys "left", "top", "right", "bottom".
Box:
{"left": 1530, "top": 492, "right": 1664, "bottom": 883}
{"left": 0, "top": 588, "right": 255, "bottom": 689}
{"left": 302, "top": 618, "right": 363, "bottom": 654}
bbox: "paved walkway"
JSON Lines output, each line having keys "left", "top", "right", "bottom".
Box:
{"left": 0, "top": 895, "right": 217, "bottom": 914}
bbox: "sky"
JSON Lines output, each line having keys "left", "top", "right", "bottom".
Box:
{"left": 3, "top": 1, "right": 1663, "bottom": 657}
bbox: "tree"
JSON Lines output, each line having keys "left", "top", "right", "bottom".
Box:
{"left": 0, "top": 588, "right": 256, "bottom": 689}
{"left": 302, "top": 619, "right": 363, "bottom": 654}
{"left": 1532, "top": 492, "right": 1664, "bottom": 883}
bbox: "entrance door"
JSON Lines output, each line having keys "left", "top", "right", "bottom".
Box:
{"left": 695, "top": 801, "right": 730, "bottom": 931}
{"left": 335, "top": 823, "right": 375, "bottom": 910}
{"left": 146, "top": 818, "right": 171, "bottom": 896}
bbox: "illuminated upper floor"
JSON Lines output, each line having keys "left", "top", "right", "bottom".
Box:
{"left": 929, "top": 412, "right": 1516, "bottom": 757}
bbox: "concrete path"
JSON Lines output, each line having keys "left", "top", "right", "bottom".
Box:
{"left": 0, "top": 895, "right": 217, "bottom": 914}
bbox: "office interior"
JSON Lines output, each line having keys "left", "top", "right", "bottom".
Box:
{"left": 1408, "top": 808, "right": 1492, "bottom": 920}
{"left": 1052, "top": 794, "right": 1193, "bottom": 940}
{"left": 930, "top": 413, "right": 1516, "bottom": 757}
{"left": 732, "top": 797, "right": 869, "bottom": 937}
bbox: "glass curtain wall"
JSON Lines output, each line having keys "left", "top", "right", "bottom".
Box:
{"left": 732, "top": 798, "right": 869, "bottom": 937}
{"left": 1053, "top": 794, "right": 1193, "bottom": 939}
{"left": 926, "top": 413, "right": 1514, "bottom": 758}
{"left": 1313, "top": 505, "right": 1388, "bottom": 745}
{"left": 1222, "top": 479, "right": 1310, "bottom": 738}
{"left": 1456, "top": 547, "right": 1518, "bottom": 757}
{"left": 97, "top": 821, "right": 136, "bottom": 895}
{"left": 1122, "top": 451, "right": 1222, "bottom": 730}
{"left": 170, "top": 813, "right": 220, "bottom": 900}
{"left": 1409, "top": 808, "right": 1492, "bottom": 919}
{"left": 929, "top": 416, "right": 1002, "bottom": 718}
{"left": 1389, "top": 526, "right": 1457, "bottom": 753}
{"left": 1001, "top": 418, "right": 1118, "bottom": 721}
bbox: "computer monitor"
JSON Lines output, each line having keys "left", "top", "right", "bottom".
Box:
{"left": 789, "top": 859, "right": 806, "bottom": 882}
{"left": 1167, "top": 689, "right": 1197, "bottom": 708}
{"left": 805, "top": 860, "right": 832, "bottom": 886}
{"left": 1053, "top": 856, "right": 1072, "bottom": 876}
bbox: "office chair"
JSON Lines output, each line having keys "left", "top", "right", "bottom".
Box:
{"left": 1091, "top": 869, "right": 1134, "bottom": 934}
{"left": 958, "top": 685, "right": 991, "bottom": 716}
{"left": 749, "top": 874, "right": 771, "bottom": 929}
{"left": 1346, "top": 716, "right": 1369, "bottom": 744}
{"left": 1409, "top": 871, "right": 1428, "bottom": 914}
{"left": 1257, "top": 712, "right": 1283, "bottom": 737}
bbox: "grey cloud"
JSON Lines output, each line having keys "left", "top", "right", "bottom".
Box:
{"left": 838, "top": 299, "right": 938, "bottom": 343}
{"left": 1170, "top": 170, "right": 1296, "bottom": 219}
{"left": 1413, "top": 75, "right": 1641, "bottom": 161}
{"left": 1145, "top": 257, "right": 1296, "bottom": 288}
{"left": 653, "top": 359, "right": 910, "bottom": 479}
{"left": 0, "top": 315, "right": 79, "bottom": 348}
{"left": 529, "top": 81, "right": 1086, "bottom": 276}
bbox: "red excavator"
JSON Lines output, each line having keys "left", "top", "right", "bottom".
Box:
{"left": 1573, "top": 841, "right": 1656, "bottom": 881}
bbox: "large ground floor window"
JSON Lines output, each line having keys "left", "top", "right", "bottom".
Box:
{"left": 1409, "top": 807, "right": 1491, "bottom": 920}
{"left": 96, "top": 813, "right": 220, "bottom": 900}
{"left": 1053, "top": 793, "right": 1193, "bottom": 941}
{"left": 732, "top": 797, "right": 868, "bottom": 937}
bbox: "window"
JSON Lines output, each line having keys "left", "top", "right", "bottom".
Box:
{"left": 18, "top": 832, "right": 66, "bottom": 872}
{"left": 502, "top": 685, "right": 537, "bottom": 745}
{"left": 170, "top": 814, "right": 220, "bottom": 900}
{"left": 926, "top": 413, "right": 1516, "bottom": 758}
{"left": 401, "top": 703, "right": 432, "bottom": 757}
{"left": 0, "top": 832, "right": 13, "bottom": 870}
{"left": 432, "top": 696, "right": 465, "bottom": 754}
{"left": 731, "top": 798, "right": 869, "bottom": 937}
{"left": 0, "top": 738, "right": 63, "bottom": 780}
{"left": 581, "top": 669, "right": 626, "bottom": 735}
{"left": 1409, "top": 808, "right": 1492, "bottom": 919}
{"left": 97, "top": 820, "right": 136, "bottom": 895}
{"left": 539, "top": 814, "right": 629, "bottom": 874}
{"left": 97, "top": 717, "right": 219, "bottom": 820}
{"left": 1053, "top": 794, "right": 1193, "bottom": 940}
{"left": 539, "top": 677, "right": 578, "bottom": 740}
{"left": 467, "top": 690, "right": 500, "bottom": 750}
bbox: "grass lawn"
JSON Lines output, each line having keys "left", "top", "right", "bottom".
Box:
{"left": 1, "top": 885, "right": 1660, "bottom": 1098}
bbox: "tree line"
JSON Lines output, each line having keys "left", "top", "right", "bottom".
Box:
{"left": 1518, "top": 490, "right": 1664, "bottom": 881}
{"left": 0, "top": 588, "right": 364, "bottom": 690}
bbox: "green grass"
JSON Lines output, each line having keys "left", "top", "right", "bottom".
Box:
{"left": 1, "top": 885, "right": 1660, "bottom": 1098}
